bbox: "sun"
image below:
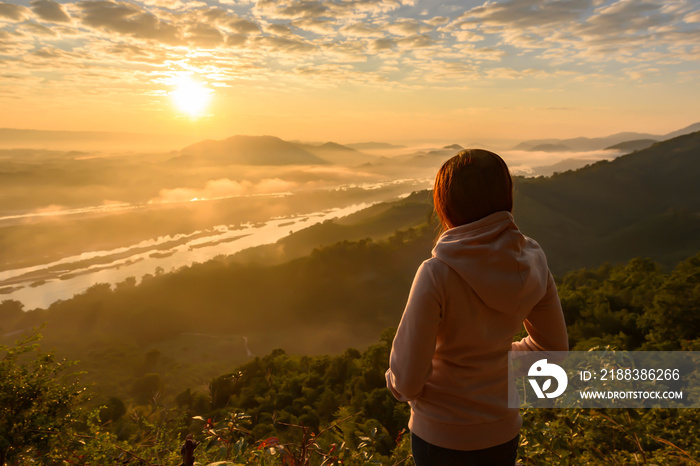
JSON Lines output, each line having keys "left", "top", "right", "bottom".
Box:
{"left": 170, "top": 76, "right": 212, "bottom": 117}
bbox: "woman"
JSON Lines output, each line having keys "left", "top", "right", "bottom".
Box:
{"left": 385, "top": 149, "right": 568, "bottom": 465}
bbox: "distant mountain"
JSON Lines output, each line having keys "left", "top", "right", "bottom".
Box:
{"left": 604, "top": 139, "right": 657, "bottom": 152}
{"left": 346, "top": 142, "right": 406, "bottom": 150}
{"left": 319, "top": 142, "right": 354, "bottom": 151}
{"left": 529, "top": 143, "right": 573, "bottom": 152}
{"left": 513, "top": 132, "right": 658, "bottom": 152}
{"left": 176, "top": 135, "right": 328, "bottom": 166}
{"left": 513, "top": 122, "right": 700, "bottom": 152}
{"left": 515, "top": 130, "right": 700, "bottom": 272}
{"left": 425, "top": 144, "right": 463, "bottom": 157}
{"left": 511, "top": 139, "right": 557, "bottom": 150}
{"left": 233, "top": 130, "right": 700, "bottom": 274}
{"left": 664, "top": 122, "right": 700, "bottom": 139}
{"left": 527, "top": 157, "right": 601, "bottom": 177}
{"left": 393, "top": 144, "right": 464, "bottom": 168}
{"left": 293, "top": 141, "right": 378, "bottom": 165}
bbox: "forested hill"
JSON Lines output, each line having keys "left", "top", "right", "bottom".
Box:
{"left": 0, "top": 223, "right": 437, "bottom": 398}
{"left": 234, "top": 130, "right": 700, "bottom": 274}
{"left": 3, "top": 253, "right": 699, "bottom": 464}
{"left": 514, "top": 130, "right": 700, "bottom": 273}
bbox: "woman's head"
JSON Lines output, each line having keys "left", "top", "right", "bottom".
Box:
{"left": 433, "top": 149, "right": 513, "bottom": 229}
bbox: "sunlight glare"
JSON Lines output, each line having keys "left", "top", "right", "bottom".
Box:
{"left": 170, "top": 76, "right": 212, "bottom": 117}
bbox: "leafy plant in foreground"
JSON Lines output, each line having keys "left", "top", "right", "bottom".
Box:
{"left": 0, "top": 332, "right": 85, "bottom": 465}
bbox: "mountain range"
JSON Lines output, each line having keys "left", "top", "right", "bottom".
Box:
{"left": 513, "top": 122, "right": 700, "bottom": 152}
{"left": 515, "top": 130, "right": 700, "bottom": 272}
{"left": 169, "top": 122, "right": 700, "bottom": 169}
{"left": 176, "top": 135, "right": 329, "bottom": 166}
{"left": 3, "top": 122, "right": 699, "bottom": 165}
{"left": 171, "top": 128, "right": 700, "bottom": 273}
{"left": 233, "top": 129, "right": 700, "bottom": 274}
{"left": 173, "top": 135, "right": 389, "bottom": 167}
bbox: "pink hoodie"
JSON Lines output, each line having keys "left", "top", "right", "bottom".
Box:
{"left": 385, "top": 211, "right": 568, "bottom": 451}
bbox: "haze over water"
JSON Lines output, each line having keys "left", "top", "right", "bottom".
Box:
{"left": 0, "top": 173, "right": 432, "bottom": 309}
{"left": 1, "top": 202, "right": 372, "bottom": 309}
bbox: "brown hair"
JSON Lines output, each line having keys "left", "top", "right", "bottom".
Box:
{"left": 433, "top": 149, "right": 513, "bottom": 230}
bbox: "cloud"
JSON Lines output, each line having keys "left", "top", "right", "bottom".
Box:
{"left": 253, "top": 35, "right": 315, "bottom": 53}
{"left": 372, "top": 37, "right": 395, "bottom": 50}
{"left": 265, "top": 23, "right": 294, "bottom": 36}
{"left": 21, "top": 21, "right": 57, "bottom": 36}
{"left": 0, "top": 2, "right": 30, "bottom": 21}
{"left": 28, "top": 46, "right": 73, "bottom": 60}
{"left": 320, "top": 40, "right": 367, "bottom": 62}
{"left": 443, "top": 0, "right": 699, "bottom": 69}
{"left": 77, "top": 0, "right": 182, "bottom": 44}
{"left": 452, "top": 30, "right": 483, "bottom": 43}
{"left": 151, "top": 178, "right": 297, "bottom": 203}
{"left": 294, "top": 165, "right": 376, "bottom": 182}
{"left": 559, "top": 1, "right": 697, "bottom": 62}
{"left": 421, "top": 61, "right": 479, "bottom": 82}
{"left": 576, "top": 1, "right": 664, "bottom": 39}
{"left": 103, "top": 42, "right": 169, "bottom": 63}
{"left": 1, "top": 0, "right": 697, "bottom": 104}
{"left": 226, "top": 33, "right": 247, "bottom": 46}
{"left": 459, "top": 0, "right": 590, "bottom": 29}
{"left": 426, "top": 16, "right": 449, "bottom": 27}
{"left": 255, "top": 0, "right": 411, "bottom": 20}
{"left": 0, "top": 28, "right": 34, "bottom": 56}
{"left": 339, "top": 0, "right": 412, "bottom": 15}
{"left": 340, "top": 22, "right": 383, "bottom": 38}
{"left": 281, "top": 1, "right": 329, "bottom": 19}
{"left": 255, "top": 178, "right": 297, "bottom": 192}
{"left": 31, "top": 0, "right": 71, "bottom": 22}
{"left": 386, "top": 19, "right": 430, "bottom": 36}
{"left": 504, "top": 149, "right": 620, "bottom": 176}
{"left": 294, "top": 63, "right": 354, "bottom": 80}
{"left": 229, "top": 17, "right": 260, "bottom": 34}
{"left": 397, "top": 34, "right": 433, "bottom": 48}
{"left": 293, "top": 18, "right": 335, "bottom": 34}
{"left": 185, "top": 22, "right": 224, "bottom": 47}
{"left": 257, "top": 0, "right": 329, "bottom": 19}
{"left": 140, "top": 0, "right": 191, "bottom": 8}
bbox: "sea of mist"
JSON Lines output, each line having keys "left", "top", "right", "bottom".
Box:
{"left": 0, "top": 136, "right": 625, "bottom": 311}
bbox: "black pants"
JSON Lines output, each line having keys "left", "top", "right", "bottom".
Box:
{"left": 411, "top": 432, "right": 519, "bottom": 466}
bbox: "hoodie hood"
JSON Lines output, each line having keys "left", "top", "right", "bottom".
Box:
{"left": 431, "top": 211, "right": 549, "bottom": 315}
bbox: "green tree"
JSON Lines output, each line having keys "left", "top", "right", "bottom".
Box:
{"left": 0, "top": 301, "right": 23, "bottom": 334}
{"left": 0, "top": 333, "right": 86, "bottom": 465}
{"left": 640, "top": 253, "right": 700, "bottom": 349}
{"left": 99, "top": 397, "right": 126, "bottom": 424}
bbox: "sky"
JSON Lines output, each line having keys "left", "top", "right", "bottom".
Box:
{"left": 1, "top": 0, "right": 699, "bottom": 143}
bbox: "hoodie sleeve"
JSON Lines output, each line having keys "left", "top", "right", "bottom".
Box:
{"left": 386, "top": 260, "right": 442, "bottom": 402}
{"left": 511, "top": 272, "right": 569, "bottom": 353}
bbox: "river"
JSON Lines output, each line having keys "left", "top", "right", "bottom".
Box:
{"left": 0, "top": 202, "right": 381, "bottom": 309}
